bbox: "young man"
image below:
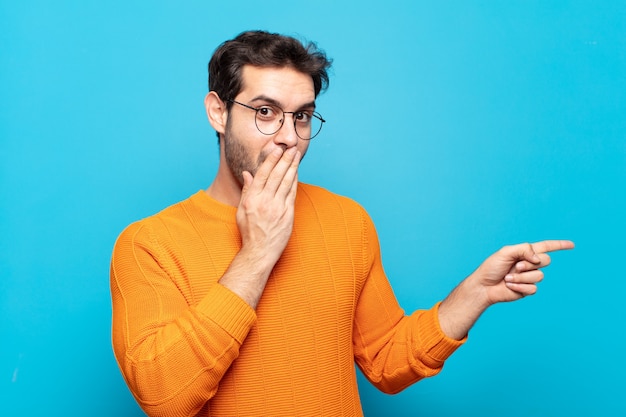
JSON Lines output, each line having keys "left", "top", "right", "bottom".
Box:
{"left": 110, "top": 31, "right": 573, "bottom": 417}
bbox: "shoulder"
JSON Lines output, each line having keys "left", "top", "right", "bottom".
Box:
{"left": 114, "top": 192, "right": 201, "bottom": 247}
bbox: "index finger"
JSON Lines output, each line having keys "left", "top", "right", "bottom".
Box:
{"left": 248, "top": 148, "right": 284, "bottom": 190}
{"left": 531, "top": 240, "right": 575, "bottom": 254}
{"left": 263, "top": 147, "right": 299, "bottom": 195}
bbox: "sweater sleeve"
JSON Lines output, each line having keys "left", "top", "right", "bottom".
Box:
{"left": 352, "top": 208, "right": 466, "bottom": 394}
{"left": 110, "top": 221, "right": 256, "bottom": 416}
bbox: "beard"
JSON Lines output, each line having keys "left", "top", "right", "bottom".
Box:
{"left": 223, "top": 116, "right": 267, "bottom": 187}
{"left": 224, "top": 134, "right": 268, "bottom": 187}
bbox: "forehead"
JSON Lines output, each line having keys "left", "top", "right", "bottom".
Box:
{"left": 238, "top": 65, "right": 315, "bottom": 106}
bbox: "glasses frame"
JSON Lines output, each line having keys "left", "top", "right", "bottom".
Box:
{"left": 227, "top": 99, "right": 325, "bottom": 140}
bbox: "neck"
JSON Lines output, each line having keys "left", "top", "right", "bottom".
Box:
{"left": 205, "top": 165, "right": 243, "bottom": 207}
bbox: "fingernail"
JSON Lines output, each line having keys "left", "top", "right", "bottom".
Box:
{"left": 505, "top": 274, "right": 513, "bottom": 282}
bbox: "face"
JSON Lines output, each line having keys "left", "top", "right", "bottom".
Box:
{"left": 222, "top": 65, "right": 315, "bottom": 185}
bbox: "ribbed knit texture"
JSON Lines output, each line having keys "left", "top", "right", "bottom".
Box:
{"left": 110, "top": 183, "right": 465, "bottom": 417}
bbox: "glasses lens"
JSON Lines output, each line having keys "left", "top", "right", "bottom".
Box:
{"left": 295, "top": 112, "right": 324, "bottom": 140}
{"left": 255, "top": 106, "right": 283, "bottom": 135}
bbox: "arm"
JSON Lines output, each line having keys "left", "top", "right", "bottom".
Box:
{"left": 353, "top": 212, "right": 573, "bottom": 392}
{"left": 438, "top": 240, "right": 575, "bottom": 340}
{"left": 353, "top": 209, "right": 465, "bottom": 394}
{"left": 110, "top": 227, "right": 257, "bottom": 417}
{"left": 219, "top": 146, "right": 301, "bottom": 308}
{"left": 110, "top": 147, "right": 301, "bottom": 416}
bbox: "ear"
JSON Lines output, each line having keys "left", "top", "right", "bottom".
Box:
{"left": 204, "top": 92, "right": 228, "bottom": 136}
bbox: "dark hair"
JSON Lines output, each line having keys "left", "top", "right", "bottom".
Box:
{"left": 209, "top": 30, "right": 332, "bottom": 106}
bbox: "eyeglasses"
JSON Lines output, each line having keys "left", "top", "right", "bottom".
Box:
{"left": 227, "top": 99, "right": 325, "bottom": 140}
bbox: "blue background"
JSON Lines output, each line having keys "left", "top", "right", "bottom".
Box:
{"left": 2, "top": 1, "right": 624, "bottom": 415}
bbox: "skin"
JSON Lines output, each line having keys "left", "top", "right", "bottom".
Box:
{"left": 204, "top": 64, "right": 575, "bottom": 337}
{"left": 438, "top": 240, "right": 574, "bottom": 339}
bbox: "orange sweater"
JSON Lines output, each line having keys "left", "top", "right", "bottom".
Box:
{"left": 110, "top": 183, "right": 464, "bottom": 416}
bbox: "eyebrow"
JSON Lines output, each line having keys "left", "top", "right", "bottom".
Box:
{"left": 249, "top": 95, "right": 316, "bottom": 111}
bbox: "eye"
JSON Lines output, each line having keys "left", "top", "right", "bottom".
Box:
{"left": 256, "top": 106, "right": 279, "bottom": 120}
{"left": 294, "top": 111, "right": 312, "bottom": 124}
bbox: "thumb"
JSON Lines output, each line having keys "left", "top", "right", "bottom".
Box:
{"left": 518, "top": 243, "right": 541, "bottom": 264}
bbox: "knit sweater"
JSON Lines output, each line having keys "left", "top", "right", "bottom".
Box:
{"left": 110, "top": 183, "right": 465, "bottom": 417}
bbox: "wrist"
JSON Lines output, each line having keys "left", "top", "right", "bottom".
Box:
{"left": 438, "top": 274, "right": 491, "bottom": 340}
{"left": 237, "top": 244, "right": 280, "bottom": 276}
{"left": 217, "top": 246, "right": 278, "bottom": 309}
{"left": 462, "top": 270, "right": 493, "bottom": 310}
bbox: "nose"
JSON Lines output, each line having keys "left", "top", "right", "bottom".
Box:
{"left": 273, "top": 114, "right": 299, "bottom": 148}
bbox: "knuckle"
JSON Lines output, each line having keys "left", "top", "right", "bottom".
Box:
{"left": 499, "top": 245, "right": 512, "bottom": 255}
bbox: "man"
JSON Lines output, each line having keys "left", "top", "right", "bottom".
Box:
{"left": 110, "top": 31, "right": 573, "bottom": 417}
